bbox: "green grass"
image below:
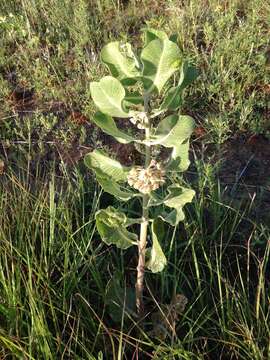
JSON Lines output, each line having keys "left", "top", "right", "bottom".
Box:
{"left": 1, "top": 0, "right": 269, "bottom": 141}
{"left": 0, "top": 159, "right": 269, "bottom": 359}
{"left": 0, "top": 0, "right": 270, "bottom": 358}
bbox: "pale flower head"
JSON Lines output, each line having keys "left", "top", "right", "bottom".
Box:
{"left": 127, "top": 159, "right": 165, "bottom": 194}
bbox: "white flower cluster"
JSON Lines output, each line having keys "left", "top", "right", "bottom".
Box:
{"left": 127, "top": 159, "right": 165, "bottom": 194}
{"left": 129, "top": 111, "right": 148, "bottom": 129}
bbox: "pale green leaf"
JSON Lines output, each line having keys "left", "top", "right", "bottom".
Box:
{"left": 101, "top": 41, "right": 141, "bottom": 83}
{"left": 150, "top": 185, "right": 195, "bottom": 226}
{"left": 90, "top": 76, "right": 129, "bottom": 117}
{"left": 146, "top": 219, "right": 167, "bottom": 273}
{"left": 143, "top": 28, "right": 168, "bottom": 45}
{"left": 95, "top": 207, "right": 137, "bottom": 249}
{"left": 148, "top": 115, "right": 194, "bottom": 171}
{"left": 163, "top": 186, "right": 195, "bottom": 208}
{"left": 92, "top": 112, "right": 133, "bottom": 144}
{"left": 141, "top": 39, "right": 181, "bottom": 93}
{"left": 84, "top": 149, "right": 129, "bottom": 182}
{"left": 123, "top": 91, "right": 144, "bottom": 108}
{"left": 84, "top": 150, "right": 139, "bottom": 200}
{"left": 168, "top": 140, "right": 191, "bottom": 172}
{"left": 96, "top": 176, "right": 137, "bottom": 201}
{"left": 151, "top": 115, "right": 194, "bottom": 147}
{"left": 160, "top": 85, "right": 183, "bottom": 111}
{"left": 160, "top": 62, "right": 198, "bottom": 111}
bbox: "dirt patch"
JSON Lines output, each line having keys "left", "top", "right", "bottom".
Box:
{"left": 216, "top": 132, "right": 270, "bottom": 221}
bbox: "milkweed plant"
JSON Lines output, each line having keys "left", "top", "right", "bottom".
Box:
{"left": 85, "top": 28, "right": 197, "bottom": 317}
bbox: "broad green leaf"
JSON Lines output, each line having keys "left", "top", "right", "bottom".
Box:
{"left": 150, "top": 185, "right": 195, "bottom": 226}
{"left": 160, "top": 85, "right": 183, "bottom": 111}
{"left": 84, "top": 149, "right": 129, "bottom": 182}
{"left": 149, "top": 114, "right": 194, "bottom": 147}
{"left": 84, "top": 150, "right": 139, "bottom": 200}
{"left": 146, "top": 219, "right": 167, "bottom": 273}
{"left": 143, "top": 28, "right": 168, "bottom": 45}
{"left": 168, "top": 140, "right": 191, "bottom": 172}
{"left": 160, "top": 62, "right": 198, "bottom": 111}
{"left": 123, "top": 91, "right": 144, "bottom": 107}
{"left": 148, "top": 115, "right": 194, "bottom": 172}
{"left": 141, "top": 39, "right": 181, "bottom": 93}
{"left": 96, "top": 176, "right": 137, "bottom": 201}
{"left": 101, "top": 41, "right": 141, "bottom": 83}
{"left": 90, "top": 76, "right": 129, "bottom": 117}
{"left": 92, "top": 112, "right": 133, "bottom": 144}
{"left": 95, "top": 207, "right": 137, "bottom": 249}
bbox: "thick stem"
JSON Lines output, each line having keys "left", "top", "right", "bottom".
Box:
{"left": 135, "top": 93, "right": 151, "bottom": 317}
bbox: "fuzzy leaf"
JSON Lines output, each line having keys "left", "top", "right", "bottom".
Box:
{"left": 124, "top": 91, "right": 144, "bottom": 107}
{"left": 95, "top": 207, "right": 138, "bottom": 249}
{"left": 141, "top": 39, "right": 181, "bottom": 93}
{"left": 150, "top": 185, "right": 195, "bottom": 226}
{"left": 92, "top": 112, "right": 133, "bottom": 144}
{"left": 90, "top": 76, "right": 129, "bottom": 117}
{"left": 143, "top": 28, "right": 168, "bottom": 45}
{"left": 148, "top": 115, "right": 194, "bottom": 147}
{"left": 101, "top": 41, "right": 140, "bottom": 83}
{"left": 151, "top": 115, "right": 194, "bottom": 146}
{"left": 160, "top": 85, "right": 183, "bottom": 111}
{"left": 96, "top": 176, "right": 137, "bottom": 201}
{"left": 84, "top": 149, "right": 129, "bottom": 181}
{"left": 84, "top": 150, "right": 139, "bottom": 201}
{"left": 147, "top": 114, "right": 194, "bottom": 171}
{"left": 146, "top": 219, "right": 167, "bottom": 273}
{"left": 168, "top": 140, "right": 191, "bottom": 172}
{"left": 160, "top": 62, "right": 198, "bottom": 111}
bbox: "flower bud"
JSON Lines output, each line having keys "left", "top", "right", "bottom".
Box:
{"left": 129, "top": 111, "right": 149, "bottom": 129}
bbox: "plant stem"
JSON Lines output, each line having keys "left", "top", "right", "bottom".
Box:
{"left": 135, "top": 93, "right": 151, "bottom": 317}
